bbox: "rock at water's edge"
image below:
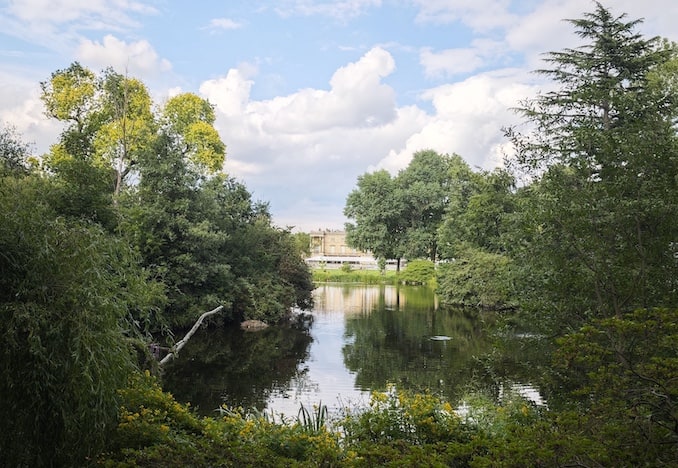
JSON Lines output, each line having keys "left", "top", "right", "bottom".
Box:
{"left": 240, "top": 319, "right": 269, "bottom": 331}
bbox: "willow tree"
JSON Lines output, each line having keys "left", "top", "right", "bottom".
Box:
{"left": 506, "top": 2, "right": 678, "bottom": 329}
{"left": 0, "top": 172, "right": 163, "bottom": 466}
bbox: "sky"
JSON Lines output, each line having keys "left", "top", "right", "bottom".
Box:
{"left": 1, "top": 0, "right": 676, "bottom": 231}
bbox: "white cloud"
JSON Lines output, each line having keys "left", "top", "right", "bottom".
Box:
{"left": 373, "top": 69, "right": 539, "bottom": 174}
{"left": 199, "top": 48, "right": 428, "bottom": 229}
{"left": 200, "top": 66, "right": 256, "bottom": 118}
{"left": 274, "top": 0, "right": 382, "bottom": 20}
{"left": 421, "top": 47, "right": 484, "bottom": 77}
{"left": 206, "top": 17, "right": 244, "bottom": 32}
{"left": 412, "top": 0, "right": 516, "bottom": 31}
{"left": 0, "top": 74, "right": 62, "bottom": 155}
{"left": 234, "top": 47, "right": 397, "bottom": 134}
{"left": 76, "top": 34, "right": 171, "bottom": 75}
{"left": 420, "top": 39, "right": 506, "bottom": 78}
{"left": 7, "top": 0, "right": 155, "bottom": 26}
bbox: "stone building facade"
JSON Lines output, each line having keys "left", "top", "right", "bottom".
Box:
{"left": 306, "top": 230, "right": 377, "bottom": 269}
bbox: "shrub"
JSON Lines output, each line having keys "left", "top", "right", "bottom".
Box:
{"left": 340, "top": 386, "right": 467, "bottom": 446}
{"left": 399, "top": 259, "right": 435, "bottom": 285}
{"left": 436, "top": 247, "right": 513, "bottom": 308}
{"left": 0, "top": 176, "right": 159, "bottom": 466}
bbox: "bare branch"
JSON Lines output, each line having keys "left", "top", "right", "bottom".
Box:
{"left": 159, "top": 305, "right": 223, "bottom": 366}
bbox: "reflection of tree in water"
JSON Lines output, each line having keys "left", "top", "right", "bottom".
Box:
{"left": 342, "top": 291, "right": 493, "bottom": 402}
{"left": 162, "top": 322, "right": 313, "bottom": 415}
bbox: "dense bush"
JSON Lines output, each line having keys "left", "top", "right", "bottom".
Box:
{"left": 398, "top": 259, "right": 436, "bottom": 285}
{"left": 0, "top": 176, "right": 162, "bottom": 466}
{"left": 436, "top": 247, "right": 514, "bottom": 308}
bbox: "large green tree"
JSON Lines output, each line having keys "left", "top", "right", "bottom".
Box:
{"left": 436, "top": 167, "right": 516, "bottom": 308}
{"left": 345, "top": 150, "right": 464, "bottom": 267}
{"left": 344, "top": 169, "right": 406, "bottom": 269}
{"left": 396, "top": 149, "right": 453, "bottom": 262}
{"left": 506, "top": 2, "right": 678, "bottom": 329}
{"left": 40, "top": 63, "right": 225, "bottom": 210}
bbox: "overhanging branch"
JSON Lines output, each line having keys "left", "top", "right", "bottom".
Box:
{"left": 159, "top": 305, "right": 224, "bottom": 366}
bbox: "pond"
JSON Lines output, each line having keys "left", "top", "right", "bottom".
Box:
{"left": 162, "top": 284, "right": 545, "bottom": 417}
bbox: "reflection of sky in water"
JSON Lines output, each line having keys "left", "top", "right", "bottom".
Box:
{"left": 266, "top": 305, "right": 370, "bottom": 418}
{"left": 264, "top": 284, "right": 544, "bottom": 419}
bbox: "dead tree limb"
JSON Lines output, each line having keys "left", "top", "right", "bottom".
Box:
{"left": 159, "top": 305, "right": 224, "bottom": 366}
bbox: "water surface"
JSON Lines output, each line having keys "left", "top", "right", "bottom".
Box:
{"left": 163, "top": 284, "right": 543, "bottom": 417}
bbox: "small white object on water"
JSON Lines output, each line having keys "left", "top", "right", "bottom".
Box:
{"left": 430, "top": 335, "right": 452, "bottom": 341}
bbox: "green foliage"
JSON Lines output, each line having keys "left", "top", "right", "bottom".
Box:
{"left": 312, "top": 269, "right": 398, "bottom": 284}
{"left": 552, "top": 308, "right": 678, "bottom": 465}
{"left": 96, "top": 69, "right": 156, "bottom": 195}
{"left": 297, "top": 402, "right": 329, "bottom": 434}
{"left": 104, "top": 373, "right": 344, "bottom": 466}
{"left": 397, "top": 150, "right": 456, "bottom": 261}
{"left": 345, "top": 169, "right": 406, "bottom": 263}
{"left": 111, "top": 371, "right": 204, "bottom": 450}
{"left": 40, "top": 62, "right": 98, "bottom": 125}
{"left": 122, "top": 137, "right": 313, "bottom": 328}
{"left": 0, "top": 123, "right": 32, "bottom": 175}
{"left": 399, "top": 259, "right": 435, "bottom": 285}
{"left": 44, "top": 148, "right": 119, "bottom": 229}
{"left": 341, "top": 387, "right": 466, "bottom": 446}
{"left": 162, "top": 93, "right": 225, "bottom": 173}
{"left": 436, "top": 247, "right": 514, "bottom": 308}
{"left": 438, "top": 168, "right": 514, "bottom": 259}
{"left": 341, "top": 261, "right": 353, "bottom": 272}
{"left": 505, "top": 3, "right": 678, "bottom": 329}
{"left": 292, "top": 231, "right": 311, "bottom": 257}
{"left": 0, "top": 175, "right": 161, "bottom": 466}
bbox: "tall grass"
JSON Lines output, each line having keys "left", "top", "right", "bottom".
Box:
{"left": 312, "top": 269, "right": 398, "bottom": 284}
{"left": 297, "top": 402, "right": 328, "bottom": 434}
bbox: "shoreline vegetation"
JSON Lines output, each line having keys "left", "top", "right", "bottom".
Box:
{"left": 312, "top": 268, "right": 400, "bottom": 284}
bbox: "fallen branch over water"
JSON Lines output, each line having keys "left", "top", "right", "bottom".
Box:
{"left": 159, "top": 305, "right": 224, "bottom": 366}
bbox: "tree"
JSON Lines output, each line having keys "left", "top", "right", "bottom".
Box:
{"left": 0, "top": 124, "right": 32, "bottom": 174}
{"left": 121, "top": 132, "right": 228, "bottom": 327}
{"left": 40, "top": 62, "right": 99, "bottom": 157}
{"left": 344, "top": 169, "right": 406, "bottom": 270}
{"left": 0, "top": 174, "right": 163, "bottom": 466}
{"left": 96, "top": 68, "right": 156, "bottom": 196}
{"left": 291, "top": 232, "right": 311, "bottom": 257}
{"left": 505, "top": 2, "right": 678, "bottom": 328}
{"left": 396, "top": 149, "right": 453, "bottom": 262}
{"left": 437, "top": 162, "right": 514, "bottom": 260}
{"left": 161, "top": 93, "right": 226, "bottom": 173}
{"left": 41, "top": 63, "right": 226, "bottom": 201}
{"left": 345, "top": 150, "right": 461, "bottom": 267}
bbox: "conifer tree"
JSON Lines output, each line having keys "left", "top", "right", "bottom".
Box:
{"left": 507, "top": 2, "right": 678, "bottom": 328}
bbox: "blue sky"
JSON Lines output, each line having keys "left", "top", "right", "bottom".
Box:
{"left": 1, "top": 0, "right": 676, "bottom": 230}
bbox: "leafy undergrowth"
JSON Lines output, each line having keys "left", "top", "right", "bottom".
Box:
{"left": 98, "top": 372, "right": 537, "bottom": 467}
{"left": 99, "top": 313, "right": 678, "bottom": 468}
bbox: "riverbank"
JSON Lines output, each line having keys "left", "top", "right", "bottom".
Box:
{"left": 98, "top": 371, "right": 545, "bottom": 466}
{"left": 312, "top": 269, "right": 399, "bottom": 284}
